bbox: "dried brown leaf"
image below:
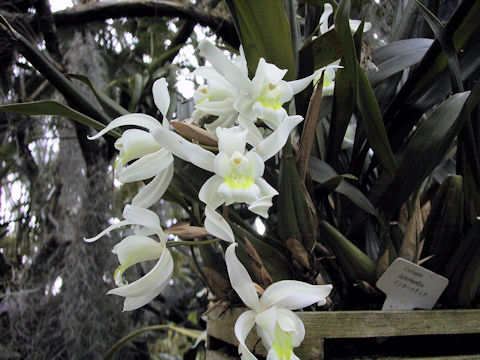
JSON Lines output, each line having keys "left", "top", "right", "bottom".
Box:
{"left": 286, "top": 236, "right": 310, "bottom": 269}
{"left": 170, "top": 121, "right": 218, "bottom": 146}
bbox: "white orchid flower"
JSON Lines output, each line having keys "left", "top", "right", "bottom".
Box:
{"left": 152, "top": 115, "right": 303, "bottom": 242}
{"left": 192, "top": 46, "right": 248, "bottom": 133}
{"left": 84, "top": 204, "right": 173, "bottom": 311}
{"left": 319, "top": 3, "right": 372, "bottom": 35}
{"left": 88, "top": 78, "right": 174, "bottom": 208}
{"left": 196, "top": 40, "right": 316, "bottom": 131}
{"left": 225, "top": 243, "right": 332, "bottom": 360}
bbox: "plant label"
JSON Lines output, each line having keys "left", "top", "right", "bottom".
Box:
{"left": 376, "top": 258, "right": 449, "bottom": 310}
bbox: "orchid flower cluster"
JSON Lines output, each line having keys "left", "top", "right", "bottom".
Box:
{"left": 84, "top": 40, "right": 333, "bottom": 359}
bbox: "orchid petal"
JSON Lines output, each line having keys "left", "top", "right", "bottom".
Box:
{"left": 204, "top": 206, "right": 235, "bottom": 242}
{"left": 260, "top": 280, "right": 333, "bottom": 310}
{"left": 319, "top": 3, "right": 333, "bottom": 34}
{"left": 112, "top": 234, "right": 164, "bottom": 286}
{"left": 247, "top": 178, "right": 278, "bottom": 218}
{"left": 195, "top": 98, "right": 236, "bottom": 116}
{"left": 288, "top": 73, "right": 317, "bottom": 95}
{"left": 255, "top": 306, "right": 278, "bottom": 343}
{"left": 83, "top": 219, "right": 131, "bottom": 242}
{"left": 193, "top": 66, "right": 233, "bottom": 91}
{"left": 123, "top": 205, "right": 167, "bottom": 241}
{"left": 118, "top": 148, "right": 173, "bottom": 183}
{"left": 198, "top": 175, "right": 224, "bottom": 209}
{"left": 88, "top": 114, "right": 161, "bottom": 140}
{"left": 225, "top": 243, "right": 260, "bottom": 311}
{"left": 152, "top": 78, "right": 170, "bottom": 119}
{"left": 122, "top": 280, "right": 169, "bottom": 311}
{"left": 234, "top": 310, "right": 258, "bottom": 360}
{"left": 277, "top": 309, "right": 305, "bottom": 346}
{"left": 253, "top": 115, "right": 303, "bottom": 161}
{"left": 152, "top": 127, "right": 215, "bottom": 172}
{"left": 216, "top": 126, "right": 248, "bottom": 156}
{"left": 116, "top": 129, "right": 162, "bottom": 165}
{"left": 349, "top": 20, "right": 372, "bottom": 33}
{"left": 254, "top": 58, "right": 288, "bottom": 84}
{"left": 237, "top": 114, "right": 263, "bottom": 147}
{"left": 204, "top": 113, "right": 236, "bottom": 133}
{"left": 198, "top": 40, "right": 251, "bottom": 93}
{"left": 108, "top": 244, "right": 173, "bottom": 298}
{"left": 132, "top": 162, "right": 174, "bottom": 208}
{"left": 252, "top": 103, "right": 287, "bottom": 130}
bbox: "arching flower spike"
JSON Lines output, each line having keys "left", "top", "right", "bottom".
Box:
{"left": 225, "top": 243, "right": 332, "bottom": 359}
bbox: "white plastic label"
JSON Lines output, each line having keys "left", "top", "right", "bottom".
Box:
{"left": 376, "top": 258, "right": 449, "bottom": 310}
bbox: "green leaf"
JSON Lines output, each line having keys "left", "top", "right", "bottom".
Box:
{"left": 300, "top": 30, "right": 343, "bottom": 71}
{"left": 320, "top": 220, "right": 376, "bottom": 283}
{"left": 225, "top": 0, "right": 295, "bottom": 79}
{"left": 368, "top": 38, "right": 433, "bottom": 87}
{"left": 309, "top": 157, "right": 379, "bottom": 219}
{"left": 67, "top": 73, "right": 129, "bottom": 118}
{"left": 416, "top": 0, "right": 463, "bottom": 93}
{"left": 326, "top": 60, "right": 353, "bottom": 162}
{"left": 334, "top": 0, "right": 397, "bottom": 179}
{"left": 380, "top": 92, "right": 471, "bottom": 215}
{"left": 421, "top": 175, "right": 464, "bottom": 273}
{"left": 0, "top": 101, "right": 121, "bottom": 138}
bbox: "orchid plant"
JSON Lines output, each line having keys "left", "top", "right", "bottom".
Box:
{"left": 4, "top": 0, "right": 477, "bottom": 358}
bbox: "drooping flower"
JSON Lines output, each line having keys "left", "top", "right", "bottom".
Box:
{"left": 225, "top": 243, "right": 332, "bottom": 360}
{"left": 194, "top": 40, "right": 316, "bottom": 132}
{"left": 152, "top": 115, "right": 303, "bottom": 242}
{"left": 84, "top": 205, "right": 173, "bottom": 311}
{"left": 88, "top": 78, "right": 174, "bottom": 208}
{"left": 319, "top": 3, "right": 372, "bottom": 35}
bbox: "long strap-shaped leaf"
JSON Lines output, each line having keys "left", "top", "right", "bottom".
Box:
{"left": 334, "top": 0, "right": 397, "bottom": 179}
{"left": 416, "top": 0, "right": 463, "bottom": 93}
{"left": 0, "top": 101, "right": 121, "bottom": 138}
{"left": 225, "top": 0, "right": 295, "bottom": 79}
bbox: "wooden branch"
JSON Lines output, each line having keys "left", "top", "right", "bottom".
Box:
{"left": 53, "top": 0, "right": 239, "bottom": 48}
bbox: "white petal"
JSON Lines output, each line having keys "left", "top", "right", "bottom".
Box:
{"left": 204, "top": 113, "right": 237, "bottom": 134}
{"left": 116, "top": 129, "right": 162, "bottom": 164}
{"left": 253, "top": 58, "right": 288, "bottom": 84}
{"left": 198, "top": 40, "right": 251, "bottom": 93}
{"left": 234, "top": 96, "right": 255, "bottom": 119}
{"left": 108, "top": 245, "right": 173, "bottom": 298}
{"left": 277, "top": 309, "right": 305, "bottom": 346}
{"left": 132, "top": 162, "right": 174, "bottom": 208}
{"left": 204, "top": 206, "right": 235, "bottom": 242}
{"left": 216, "top": 126, "right": 248, "bottom": 156}
{"left": 87, "top": 114, "right": 161, "bottom": 140}
{"left": 152, "top": 127, "right": 216, "bottom": 173}
{"left": 118, "top": 148, "right": 173, "bottom": 183}
{"left": 225, "top": 243, "right": 260, "bottom": 311}
{"left": 237, "top": 114, "right": 263, "bottom": 147}
{"left": 288, "top": 73, "right": 317, "bottom": 95}
{"left": 253, "top": 115, "right": 303, "bottom": 161}
{"left": 247, "top": 178, "right": 278, "bottom": 218}
{"left": 113, "top": 234, "right": 163, "bottom": 265}
{"left": 122, "top": 204, "right": 167, "bottom": 240}
{"left": 153, "top": 78, "right": 170, "bottom": 119}
{"left": 122, "top": 282, "right": 168, "bottom": 311}
{"left": 234, "top": 310, "right": 258, "bottom": 360}
{"left": 260, "top": 280, "right": 333, "bottom": 311}
{"left": 83, "top": 220, "right": 131, "bottom": 242}
{"left": 349, "top": 20, "right": 372, "bottom": 33}
{"left": 252, "top": 102, "right": 287, "bottom": 130}
{"left": 193, "top": 66, "right": 234, "bottom": 92}
{"left": 195, "top": 98, "right": 236, "bottom": 116}
{"left": 198, "top": 175, "right": 224, "bottom": 209}
{"left": 255, "top": 306, "right": 278, "bottom": 343}
{"left": 319, "top": 3, "right": 333, "bottom": 34}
